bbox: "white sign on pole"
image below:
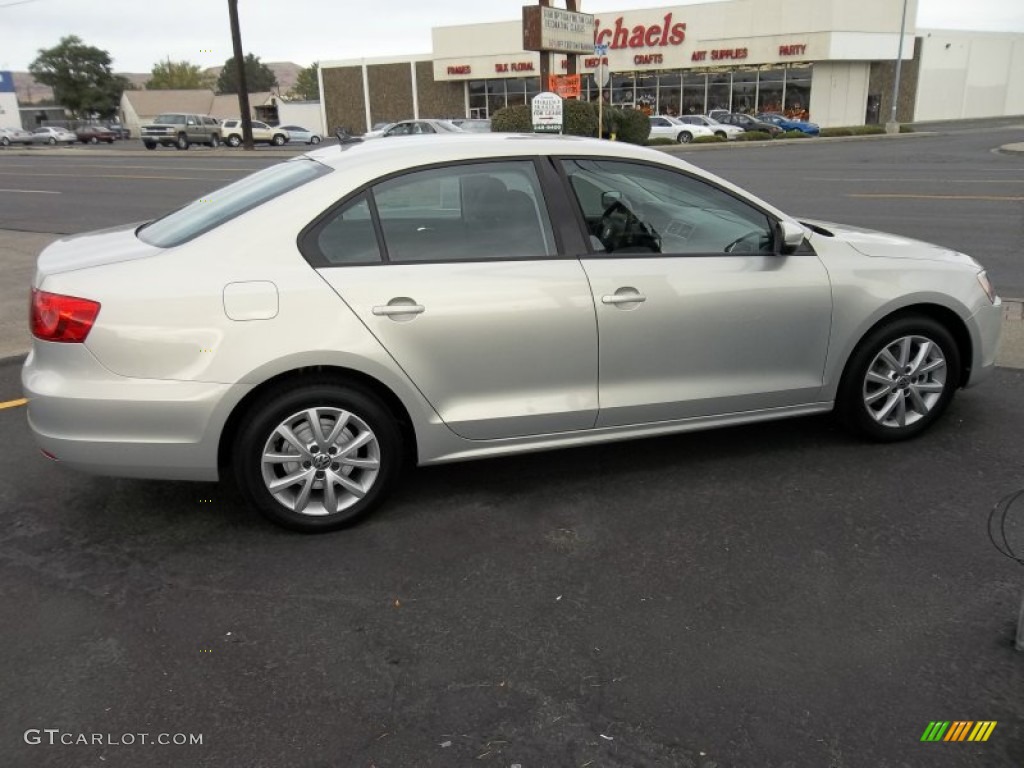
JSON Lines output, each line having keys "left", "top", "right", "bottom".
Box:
{"left": 531, "top": 92, "right": 564, "bottom": 134}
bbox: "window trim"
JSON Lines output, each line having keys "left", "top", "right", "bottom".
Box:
{"left": 552, "top": 155, "right": 810, "bottom": 259}
{"left": 297, "top": 156, "right": 574, "bottom": 268}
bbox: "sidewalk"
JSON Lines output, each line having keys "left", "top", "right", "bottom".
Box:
{"left": 2, "top": 228, "right": 1022, "bottom": 370}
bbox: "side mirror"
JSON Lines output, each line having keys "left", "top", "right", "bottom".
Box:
{"left": 601, "top": 191, "right": 622, "bottom": 209}
{"left": 778, "top": 220, "right": 807, "bottom": 254}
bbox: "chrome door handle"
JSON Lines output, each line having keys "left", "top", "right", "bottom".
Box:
{"left": 601, "top": 293, "right": 646, "bottom": 305}
{"left": 372, "top": 304, "right": 425, "bottom": 316}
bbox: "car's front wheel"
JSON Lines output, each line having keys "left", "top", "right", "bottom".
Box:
{"left": 227, "top": 134, "right": 241, "bottom": 147}
{"left": 837, "top": 315, "right": 960, "bottom": 441}
{"left": 677, "top": 131, "right": 693, "bottom": 143}
{"left": 272, "top": 134, "right": 286, "bottom": 146}
{"left": 143, "top": 141, "right": 157, "bottom": 150}
{"left": 310, "top": 135, "right": 321, "bottom": 145}
{"left": 1, "top": 137, "right": 9, "bottom": 147}
{"left": 233, "top": 382, "right": 403, "bottom": 532}
{"left": 48, "top": 137, "right": 56, "bottom": 145}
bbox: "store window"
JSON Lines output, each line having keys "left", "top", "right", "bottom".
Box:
{"left": 731, "top": 70, "right": 757, "bottom": 114}
{"left": 468, "top": 80, "right": 486, "bottom": 117}
{"left": 707, "top": 73, "right": 730, "bottom": 113}
{"left": 506, "top": 77, "right": 527, "bottom": 107}
{"left": 658, "top": 73, "right": 681, "bottom": 116}
{"left": 611, "top": 73, "right": 634, "bottom": 107}
{"left": 635, "top": 74, "right": 657, "bottom": 115}
{"left": 757, "top": 68, "right": 784, "bottom": 114}
{"left": 487, "top": 79, "right": 506, "bottom": 117}
{"left": 785, "top": 66, "right": 812, "bottom": 120}
{"left": 682, "top": 72, "right": 706, "bottom": 115}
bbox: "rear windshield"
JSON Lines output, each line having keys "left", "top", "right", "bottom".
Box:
{"left": 138, "top": 158, "right": 331, "bottom": 248}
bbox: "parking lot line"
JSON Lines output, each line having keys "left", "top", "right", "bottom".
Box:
{"left": 0, "top": 188, "right": 61, "bottom": 194}
{"left": 0, "top": 398, "right": 27, "bottom": 410}
{"left": 849, "top": 193, "right": 1024, "bottom": 201}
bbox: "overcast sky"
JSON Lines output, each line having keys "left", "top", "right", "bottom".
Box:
{"left": 1, "top": 0, "right": 1022, "bottom": 73}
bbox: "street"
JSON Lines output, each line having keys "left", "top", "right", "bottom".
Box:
{"left": 0, "top": 126, "right": 1022, "bottom": 767}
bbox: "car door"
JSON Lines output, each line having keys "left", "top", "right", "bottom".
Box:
{"left": 306, "top": 158, "right": 599, "bottom": 440}
{"left": 648, "top": 117, "right": 674, "bottom": 140}
{"left": 558, "top": 157, "right": 833, "bottom": 427}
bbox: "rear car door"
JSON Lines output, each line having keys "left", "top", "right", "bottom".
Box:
{"left": 306, "top": 158, "right": 599, "bottom": 440}
{"left": 558, "top": 157, "right": 833, "bottom": 427}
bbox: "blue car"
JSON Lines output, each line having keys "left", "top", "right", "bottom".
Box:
{"left": 757, "top": 113, "right": 820, "bottom": 136}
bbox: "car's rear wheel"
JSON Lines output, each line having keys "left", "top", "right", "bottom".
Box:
{"left": 89, "top": 136, "right": 98, "bottom": 144}
{"left": 1, "top": 137, "right": 9, "bottom": 146}
{"left": 677, "top": 131, "right": 693, "bottom": 143}
{"left": 837, "top": 315, "right": 960, "bottom": 441}
{"left": 233, "top": 382, "right": 403, "bottom": 532}
{"left": 175, "top": 133, "right": 189, "bottom": 150}
{"left": 310, "top": 135, "right": 321, "bottom": 144}
{"left": 227, "top": 134, "right": 241, "bottom": 147}
{"left": 272, "top": 134, "right": 286, "bottom": 146}
{"left": 48, "top": 137, "right": 56, "bottom": 145}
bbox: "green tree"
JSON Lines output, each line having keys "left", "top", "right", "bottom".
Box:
{"left": 147, "top": 59, "right": 213, "bottom": 90}
{"left": 288, "top": 62, "right": 319, "bottom": 101}
{"left": 28, "top": 35, "right": 129, "bottom": 117}
{"left": 215, "top": 53, "right": 277, "bottom": 94}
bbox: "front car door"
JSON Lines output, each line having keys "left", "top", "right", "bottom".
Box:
{"left": 306, "top": 159, "right": 598, "bottom": 440}
{"left": 557, "top": 157, "right": 833, "bottom": 427}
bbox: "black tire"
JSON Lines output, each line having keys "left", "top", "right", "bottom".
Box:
{"left": 48, "top": 137, "right": 56, "bottom": 145}
{"left": 310, "top": 135, "right": 321, "bottom": 145}
{"left": 175, "top": 133, "right": 190, "bottom": 150}
{"left": 272, "top": 134, "right": 286, "bottom": 146}
{"left": 227, "top": 134, "right": 241, "bottom": 147}
{"left": 89, "top": 136, "right": 98, "bottom": 144}
{"left": 677, "top": 131, "right": 693, "bottom": 144}
{"left": 233, "top": 381, "right": 403, "bottom": 532}
{"left": 2, "top": 136, "right": 10, "bottom": 146}
{"left": 836, "top": 315, "right": 960, "bottom": 442}
{"left": 208, "top": 134, "right": 220, "bottom": 148}
{"left": 714, "top": 131, "right": 726, "bottom": 139}
{"left": 144, "top": 141, "right": 157, "bottom": 150}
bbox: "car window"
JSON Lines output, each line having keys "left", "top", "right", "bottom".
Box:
{"left": 650, "top": 117, "right": 669, "bottom": 127}
{"left": 560, "top": 159, "right": 775, "bottom": 256}
{"left": 314, "top": 194, "right": 382, "bottom": 265}
{"left": 138, "top": 158, "right": 332, "bottom": 248}
{"left": 370, "top": 161, "right": 556, "bottom": 262}
{"left": 154, "top": 114, "right": 185, "bottom": 125}
{"left": 386, "top": 123, "right": 411, "bottom": 136}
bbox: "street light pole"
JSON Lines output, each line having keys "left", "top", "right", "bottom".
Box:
{"left": 886, "top": 0, "right": 909, "bottom": 134}
{"left": 228, "top": 0, "right": 254, "bottom": 150}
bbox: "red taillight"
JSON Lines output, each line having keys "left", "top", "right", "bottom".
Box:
{"left": 30, "top": 288, "right": 101, "bottom": 343}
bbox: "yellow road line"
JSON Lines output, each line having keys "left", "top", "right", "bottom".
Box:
{"left": 0, "top": 398, "right": 28, "bottom": 410}
{"left": 848, "top": 193, "right": 1024, "bottom": 201}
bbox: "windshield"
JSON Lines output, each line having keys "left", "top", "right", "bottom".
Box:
{"left": 435, "top": 121, "right": 463, "bottom": 132}
{"left": 138, "top": 158, "right": 332, "bottom": 248}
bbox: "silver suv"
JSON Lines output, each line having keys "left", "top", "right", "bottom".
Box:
{"left": 141, "top": 113, "right": 221, "bottom": 150}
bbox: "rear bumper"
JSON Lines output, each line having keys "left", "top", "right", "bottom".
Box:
{"left": 21, "top": 343, "right": 228, "bottom": 481}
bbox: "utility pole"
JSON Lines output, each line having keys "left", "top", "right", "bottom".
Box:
{"left": 886, "top": 0, "right": 909, "bottom": 134}
{"left": 227, "top": 0, "right": 254, "bottom": 150}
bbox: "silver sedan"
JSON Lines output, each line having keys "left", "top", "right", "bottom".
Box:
{"left": 31, "top": 126, "right": 77, "bottom": 145}
{"left": 22, "top": 134, "right": 1002, "bottom": 532}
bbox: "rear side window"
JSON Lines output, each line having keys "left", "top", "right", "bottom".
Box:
{"left": 138, "top": 158, "right": 331, "bottom": 247}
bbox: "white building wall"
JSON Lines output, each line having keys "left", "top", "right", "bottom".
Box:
{"left": 915, "top": 30, "right": 1024, "bottom": 121}
{"left": 0, "top": 93, "right": 20, "bottom": 129}
{"left": 809, "top": 62, "right": 870, "bottom": 127}
{"left": 277, "top": 102, "right": 323, "bottom": 133}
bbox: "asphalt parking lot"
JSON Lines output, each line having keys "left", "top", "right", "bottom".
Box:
{"left": 1, "top": 124, "right": 1023, "bottom": 767}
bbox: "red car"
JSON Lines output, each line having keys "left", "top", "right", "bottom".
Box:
{"left": 75, "top": 125, "right": 116, "bottom": 144}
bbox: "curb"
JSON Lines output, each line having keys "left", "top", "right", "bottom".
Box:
{"left": 655, "top": 130, "right": 937, "bottom": 153}
{"left": 0, "top": 145, "right": 315, "bottom": 158}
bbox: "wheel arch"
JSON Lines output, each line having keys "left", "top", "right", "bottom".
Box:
{"left": 217, "top": 364, "right": 419, "bottom": 474}
{"left": 835, "top": 303, "right": 973, "bottom": 394}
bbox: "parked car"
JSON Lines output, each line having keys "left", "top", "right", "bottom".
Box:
{"left": 676, "top": 114, "right": 744, "bottom": 140}
{"left": 648, "top": 115, "right": 714, "bottom": 143}
{"left": 31, "top": 127, "right": 76, "bottom": 145}
{"left": 707, "top": 109, "right": 731, "bottom": 122}
{"left": 0, "top": 126, "right": 34, "bottom": 146}
{"left": 141, "top": 113, "right": 221, "bottom": 150}
{"left": 280, "top": 125, "right": 322, "bottom": 145}
{"left": 104, "top": 123, "right": 131, "bottom": 140}
{"left": 220, "top": 119, "right": 290, "bottom": 147}
{"left": 75, "top": 125, "right": 116, "bottom": 144}
{"left": 366, "top": 119, "right": 464, "bottom": 137}
{"left": 451, "top": 118, "right": 492, "bottom": 133}
{"left": 757, "top": 113, "right": 820, "bottom": 135}
{"left": 362, "top": 122, "right": 394, "bottom": 138}
{"left": 715, "top": 113, "right": 784, "bottom": 136}
{"left": 22, "top": 135, "right": 1002, "bottom": 532}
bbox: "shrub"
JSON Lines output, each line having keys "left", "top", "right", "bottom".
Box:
{"left": 490, "top": 104, "right": 531, "bottom": 133}
{"left": 646, "top": 137, "right": 677, "bottom": 146}
{"left": 605, "top": 107, "right": 650, "bottom": 145}
{"left": 564, "top": 100, "right": 599, "bottom": 138}
{"left": 691, "top": 135, "right": 726, "bottom": 144}
{"left": 778, "top": 129, "right": 812, "bottom": 139}
{"left": 899, "top": 125, "right": 915, "bottom": 133}
{"left": 850, "top": 125, "right": 885, "bottom": 135}
{"left": 819, "top": 127, "right": 854, "bottom": 137}
{"left": 735, "top": 130, "right": 773, "bottom": 141}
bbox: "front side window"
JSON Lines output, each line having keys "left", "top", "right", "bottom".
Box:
{"left": 561, "top": 159, "right": 775, "bottom": 255}
{"left": 370, "top": 161, "right": 556, "bottom": 262}
{"left": 138, "top": 158, "right": 332, "bottom": 247}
